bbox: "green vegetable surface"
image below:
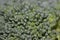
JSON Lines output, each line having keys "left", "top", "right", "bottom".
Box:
{"left": 0, "top": 0, "right": 60, "bottom": 40}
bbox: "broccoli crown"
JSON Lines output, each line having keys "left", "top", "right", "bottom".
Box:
{"left": 0, "top": 0, "right": 60, "bottom": 40}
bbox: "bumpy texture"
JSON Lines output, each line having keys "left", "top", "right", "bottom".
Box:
{"left": 0, "top": 0, "right": 60, "bottom": 40}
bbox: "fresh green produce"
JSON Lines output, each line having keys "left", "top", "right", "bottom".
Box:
{"left": 0, "top": 0, "right": 60, "bottom": 40}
